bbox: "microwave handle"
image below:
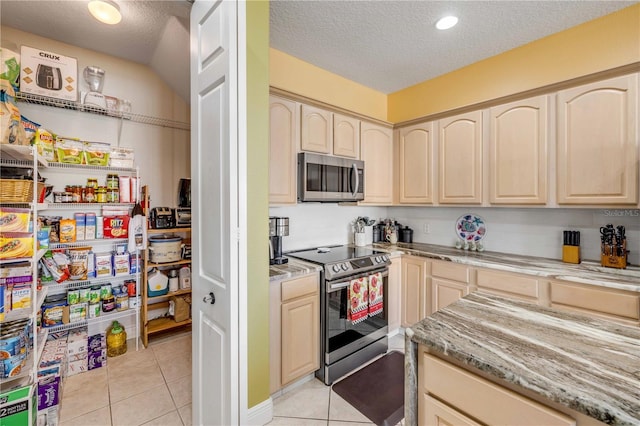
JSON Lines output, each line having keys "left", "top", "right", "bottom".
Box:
{"left": 351, "top": 163, "right": 359, "bottom": 198}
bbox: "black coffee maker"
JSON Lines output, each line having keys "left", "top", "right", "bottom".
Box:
{"left": 269, "top": 216, "right": 289, "bottom": 265}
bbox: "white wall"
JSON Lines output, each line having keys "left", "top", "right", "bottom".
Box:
{"left": 272, "top": 204, "right": 640, "bottom": 266}
{"left": 2, "top": 26, "right": 190, "bottom": 208}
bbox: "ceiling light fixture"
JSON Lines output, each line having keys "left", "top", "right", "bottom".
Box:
{"left": 436, "top": 15, "right": 458, "bottom": 30}
{"left": 88, "top": 0, "right": 122, "bottom": 25}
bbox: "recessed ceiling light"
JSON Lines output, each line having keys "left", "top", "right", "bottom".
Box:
{"left": 436, "top": 15, "right": 458, "bottom": 30}
{"left": 88, "top": 0, "right": 122, "bottom": 25}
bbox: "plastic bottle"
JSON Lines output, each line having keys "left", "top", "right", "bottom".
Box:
{"left": 106, "top": 320, "right": 127, "bottom": 357}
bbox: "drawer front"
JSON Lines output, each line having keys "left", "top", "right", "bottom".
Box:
{"left": 550, "top": 281, "right": 640, "bottom": 321}
{"left": 421, "top": 352, "right": 575, "bottom": 426}
{"left": 431, "top": 261, "right": 469, "bottom": 283}
{"left": 476, "top": 269, "right": 539, "bottom": 299}
{"left": 281, "top": 273, "right": 319, "bottom": 302}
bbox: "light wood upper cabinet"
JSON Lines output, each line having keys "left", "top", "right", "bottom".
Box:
{"left": 438, "top": 111, "right": 483, "bottom": 204}
{"left": 301, "top": 104, "right": 333, "bottom": 154}
{"left": 269, "top": 96, "right": 298, "bottom": 204}
{"left": 557, "top": 74, "right": 639, "bottom": 205}
{"left": 490, "top": 96, "right": 548, "bottom": 205}
{"left": 401, "top": 256, "right": 429, "bottom": 327}
{"left": 360, "top": 122, "right": 394, "bottom": 204}
{"left": 333, "top": 113, "right": 360, "bottom": 158}
{"left": 398, "top": 122, "right": 435, "bottom": 204}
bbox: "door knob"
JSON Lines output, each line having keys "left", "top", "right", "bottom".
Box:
{"left": 203, "top": 292, "right": 216, "bottom": 305}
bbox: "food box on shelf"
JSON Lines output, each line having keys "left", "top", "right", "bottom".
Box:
{"left": 20, "top": 45, "right": 78, "bottom": 102}
{"left": 0, "top": 207, "right": 31, "bottom": 233}
{"left": 10, "top": 283, "right": 31, "bottom": 309}
{"left": 0, "top": 383, "right": 36, "bottom": 426}
{"left": 83, "top": 142, "right": 110, "bottom": 166}
{"left": 102, "top": 215, "right": 129, "bottom": 239}
{"left": 37, "top": 375, "right": 61, "bottom": 411}
{"left": 0, "top": 233, "right": 33, "bottom": 259}
{"left": 109, "top": 147, "right": 134, "bottom": 168}
{"left": 54, "top": 138, "right": 84, "bottom": 165}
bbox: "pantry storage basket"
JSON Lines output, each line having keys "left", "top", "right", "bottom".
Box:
{"left": 0, "top": 179, "right": 45, "bottom": 203}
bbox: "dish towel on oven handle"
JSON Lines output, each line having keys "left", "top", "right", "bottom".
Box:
{"left": 348, "top": 276, "right": 369, "bottom": 325}
{"left": 368, "top": 271, "right": 383, "bottom": 317}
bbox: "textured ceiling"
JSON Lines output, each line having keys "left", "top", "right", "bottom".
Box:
{"left": 270, "top": 1, "right": 637, "bottom": 94}
{"left": 1, "top": 1, "right": 637, "bottom": 101}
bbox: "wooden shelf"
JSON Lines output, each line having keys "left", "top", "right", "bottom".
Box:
{"left": 147, "top": 288, "right": 192, "bottom": 303}
{"left": 147, "top": 259, "right": 191, "bottom": 268}
{"left": 148, "top": 227, "right": 191, "bottom": 234}
{"left": 147, "top": 317, "right": 192, "bottom": 334}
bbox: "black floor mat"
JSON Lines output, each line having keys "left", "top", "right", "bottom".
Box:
{"left": 332, "top": 351, "right": 404, "bottom": 426}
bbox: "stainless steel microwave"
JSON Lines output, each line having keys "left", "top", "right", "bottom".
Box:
{"left": 298, "top": 152, "right": 365, "bottom": 202}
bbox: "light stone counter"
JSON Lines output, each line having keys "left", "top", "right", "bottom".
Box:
{"left": 372, "top": 242, "right": 640, "bottom": 293}
{"left": 269, "top": 257, "right": 322, "bottom": 282}
{"left": 405, "top": 292, "right": 640, "bottom": 426}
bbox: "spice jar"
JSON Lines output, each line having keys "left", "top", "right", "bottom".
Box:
{"left": 96, "top": 186, "right": 107, "bottom": 203}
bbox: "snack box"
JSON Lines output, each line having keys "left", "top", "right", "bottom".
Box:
{"left": 102, "top": 215, "right": 129, "bottom": 239}
{"left": 0, "top": 233, "right": 34, "bottom": 259}
{"left": 84, "top": 141, "right": 110, "bottom": 166}
{"left": 54, "top": 138, "right": 84, "bottom": 165}
{"left": 20, "top": 45, "right": 77, "bottom": 102}
{"left": 11, "top": 284, "right": 31, "bottom": 310}
{"left": 0, "top": 383, "right": 36, "bottom": 426}
{"left": 0, "top": 207, "right": 31, "bottom": 233}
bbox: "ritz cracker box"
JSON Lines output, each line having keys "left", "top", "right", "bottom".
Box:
{"left": 20, "top": 46, "right": 78, "bottom": 101}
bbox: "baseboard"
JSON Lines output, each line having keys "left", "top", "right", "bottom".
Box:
{"left": 246, "top": 397, "right": 273, "bottom": 426}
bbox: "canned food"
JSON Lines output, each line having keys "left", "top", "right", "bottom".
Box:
{"left": 89, "top": 286, "right": 101, "bottom": 304}
{"left": 88, "top": 303, "right": 101, "bottom": 318}
{"left": 102, "top": 296, "right": 115, "bottom": 313}
{"left": 100, "top": 284, "right": 112, "bottom": 300}
{"left": 107, "top": 189, "right": 119, "bottom": 203}
{"left": 116, "top": 295, "right": 128, "bottom": 311}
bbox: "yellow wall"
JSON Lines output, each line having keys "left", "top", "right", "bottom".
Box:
{"left": 246, "top": 0, "right": 271, "bottom": 409}
{"left": 270, "top": 48, "right": 388, "bottom": 121}
{"left": 388, "top": 3, "right": 640, "bottom": 123}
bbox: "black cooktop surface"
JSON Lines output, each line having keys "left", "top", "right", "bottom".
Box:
{"left": 286, "top": 245, "right": 385, "bottom": 265}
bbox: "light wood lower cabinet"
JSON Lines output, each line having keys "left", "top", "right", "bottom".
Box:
{"left": 418, "top": 350, "right": 577, "bottom": 426}
{"left": 387, "top": 256, "right": 402, "bottom": 333}
{"left": 270, "top": 273, "right": 320, "bottom": 393}
{"left": 401, "top": 256, "right": 429, "bottom": 327}
{"left": 475, "top": 268, "right": 540, "bottom": 303}
{"left": 430, "top": 261, "right": 470, "bottom": 314}
{"left": 549, "top": 280, "right": 640, "bottom": 326}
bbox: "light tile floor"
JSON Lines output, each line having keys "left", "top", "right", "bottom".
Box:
{"left": 57, "top": 332, "right": 405, "bottom": 426}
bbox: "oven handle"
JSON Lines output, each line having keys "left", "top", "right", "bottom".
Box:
{"left": 327, "top": 268, "right": 389, "bottom": 292}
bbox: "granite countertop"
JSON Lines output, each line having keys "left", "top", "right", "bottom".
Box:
{"left": 407, "top": 292, "right": 640, "bottom": 426}
{"left": 372, "top": 242, "right": 640, "bottom": 293}
{"left": 269, "top": 258, "right": 322, "bottom": 282}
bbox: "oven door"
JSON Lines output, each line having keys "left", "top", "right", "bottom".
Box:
{"left": 324, "top": 267, "right": 388, "bottom": 365}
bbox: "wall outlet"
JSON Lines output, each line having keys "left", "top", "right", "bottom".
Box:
{"left": 423, "top": 223, "right": 430, "bottom": 234}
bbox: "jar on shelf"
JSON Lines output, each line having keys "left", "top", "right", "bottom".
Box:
{"left": 96, "top": 186, "right": 107, "bottom": 203}
{"left": 106, "top": 174, "right": 119, "bottom": 190}
{"left": 107, "top": 189, "right": 120, "bottom": 203}
{"left": 87, "top": 178, "right": 98, "bottom": 189}
{"left": 84, "top": 186, "right": 95, "bottom": 203}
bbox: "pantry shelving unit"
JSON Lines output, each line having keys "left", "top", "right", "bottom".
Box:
{"left": 0, "top": 145, "right": 44, "bottom": 392}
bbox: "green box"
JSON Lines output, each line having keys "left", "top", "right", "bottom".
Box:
{"left": 0, "top": 383, "right": 36, "bottom": 426}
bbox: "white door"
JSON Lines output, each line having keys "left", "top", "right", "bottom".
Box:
{"left": 191, "top": 1, "right": 241, "bottom": 424}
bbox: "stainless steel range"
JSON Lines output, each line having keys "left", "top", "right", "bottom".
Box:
{"left": 287, "top": 245, "right": 391, "bottom": 385}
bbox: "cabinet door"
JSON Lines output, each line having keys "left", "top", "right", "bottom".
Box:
{"left": 281, "top": 294, "right": 320, "bottom": 385}
{"left": 421, "top": 394, "right": 482, "bottom": 426}
{"left": 387, "top": 257, "right": 402, "bottom": 333}
{"left": 438, "top": 111, "right": 483, "bottom": 204}
{"left": 269, "top": 96, "right": 298, "bottom": 204}
{"left": 360, "top": 122, "right": 394, "bottom": 204}
{"left": 490, "top": 96, "right": 548, "bottom": 205}
{"left": 399, "top": 122, "right": 434, "bottom": 204}
{"left": 333, "top": 113, "right": 360, "bottom": 158}
{"left": 401, "top": 256, "right": 428, "bottom": 327}
{"left": 432, "top": 278, "right": 469, "bottom": 313}
{"left": 557, "top": 74, "right": 638, "bottom": 205}
{"left": 301, "top": 104, "right": 332, "bottom": 154}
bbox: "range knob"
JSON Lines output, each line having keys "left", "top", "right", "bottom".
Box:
{"left": 332, "top": 265, "right": 341, "bottom": 273}
{"left": 382, "top": 255, "right": 389, "bottom": 262}
{"left": 341, "top": 263, "right": 349, "bottom": 271}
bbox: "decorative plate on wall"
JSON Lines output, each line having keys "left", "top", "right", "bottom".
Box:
{"left": 455, "top": 214, "right": 486, "bottom": 241}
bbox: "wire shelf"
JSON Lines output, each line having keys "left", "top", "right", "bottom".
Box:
{"left": 44, "top": 308, "right": 135, "bottom": 333}
{"left": 42, "top": 202, "right": 135, "bottom": 210}
{"left": 43, "top": 274, "right": 136, "bottom": 293}
{"left": 16, "top": 92, "right": 190, "bottom": 131}
{"left": 46, "top": 162, "right": 137, "bottom": 173}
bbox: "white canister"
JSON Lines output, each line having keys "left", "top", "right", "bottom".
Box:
{"left": 179, "top": 266, "right": 191, "bottom": 289}
{"left": 354, "top": 232, "right": 366, "bottom": 247}
{"left": 169, "top": 269, "right": 179, "bottom": 292}
{"left": 363, "top": 226, "right": 373, "bottom": 245}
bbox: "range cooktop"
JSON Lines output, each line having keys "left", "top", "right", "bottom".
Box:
{"left": 286, "top": 245, "right": 390, "bottom": 280}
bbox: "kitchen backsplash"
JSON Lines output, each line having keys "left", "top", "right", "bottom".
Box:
{"left": 270, "top": 204, "right": 640, "bottom": 266}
